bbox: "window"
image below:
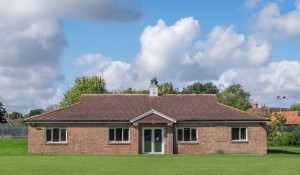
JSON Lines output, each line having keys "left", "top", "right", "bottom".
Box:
{"left": 177, "top": 128, "right": 197, "bottom": 142}
{"left": 108, "top": 128, "right": 129, "bottom": 142}
{"left": 232, "top": 128, "right": 247, "bottom": 141}
{"left": 45, "top": 128, "right": 67, "bottom": 143}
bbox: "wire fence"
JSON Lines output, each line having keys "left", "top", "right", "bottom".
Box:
{"left": 0, "top": 124, "right": 28, "bottom": 139}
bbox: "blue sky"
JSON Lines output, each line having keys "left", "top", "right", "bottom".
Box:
{"left": 1, "top": 0, "right": 300, "bottom": 113}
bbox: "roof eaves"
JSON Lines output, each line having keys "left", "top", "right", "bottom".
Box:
{"left": 26, "top": 120, "right": 129, "bottom": 124}
{"left": 178, "top": 119, "right": 269, "bottom": 123}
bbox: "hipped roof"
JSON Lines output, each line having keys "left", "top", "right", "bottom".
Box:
{"left": 27, "top": 94, "right": 267, "bottom": 123}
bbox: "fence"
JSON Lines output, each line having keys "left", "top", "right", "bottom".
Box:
{"left": 0, "top": 124, "right": 28, "bottom": 139}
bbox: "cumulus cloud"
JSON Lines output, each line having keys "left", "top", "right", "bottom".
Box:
{"left": 75, "top": 54, "right": 133, "bottom": 90}
{"left": 244, "top": 0, "right": 261, "bottom": 8}
{"left": 76, "top": 16, "right": 300, "bottom": 107}
{"left": 214, "top": 60, "right": 300, "bottom": 107}
{"left": 255, "top": 1, "right": 300, "bottom": 38}
{"left": 76, "top": 17, "right": 271, "bottom": 90}
{"left": 0, "top": 0, "right": 144, "bottom": 113}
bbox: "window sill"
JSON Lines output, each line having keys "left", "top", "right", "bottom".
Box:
{"left": 232, "top": 140, "right": 249, "bottom": 143}
{"left": 45, "top": 142, "right": 68, "bottom": 145}
{"left": 177, "top": 141, "right": 199, "bottom": 145}
{"left": 108, "top": 142, "right": 130, "bottom": 145}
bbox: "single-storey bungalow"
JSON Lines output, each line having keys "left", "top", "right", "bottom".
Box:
{"left": 26, "top": 86, "right": 268, "bottom": 154}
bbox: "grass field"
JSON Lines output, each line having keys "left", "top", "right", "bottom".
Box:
{"left": 0, "top": 139, "right": 299, "bottom": 175}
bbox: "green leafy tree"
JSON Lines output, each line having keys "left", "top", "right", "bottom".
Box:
{"left": 121, "top": 88, "right": 149, "bottom": 94}
{"left": 0, "top": 102, "right": 7, "bottom": 122}
{"left": 181, "top": 82, "right": 218, "bottom": 94}
{"left": 264, "top": 112, "right": 286, "bottom": 146}
{"left": 29, "top": 109, "right": 44, "bottom": 117}
{"left": 149, "top": 78, "right": 177, "bottom": 94}
{"left": 290, "top": 103, "right": 300, "bottom": 111}
{"left": 216, "top": 84, "right": 251, "bottom": 110}
{"left": 158, "top": 82, "right": 177, "bottom": 94}
{"left": 11, "top": 112, "right": 23, "bottom": 119}
{"left": 60, "top": 76, "right": 107, "bottom": 107}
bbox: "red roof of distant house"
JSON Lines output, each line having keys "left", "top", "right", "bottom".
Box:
{"left": 279, "top": 111, "right": 300, "bottom": 125}
{"left": 27, "top": 94, "right": 267, "bottom": 122}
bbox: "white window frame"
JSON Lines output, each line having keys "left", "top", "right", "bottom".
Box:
{"left": 176, "top": 127, "right": 198, "bottom": 142}
{"left": 108, "top": 128, "right": 130, "bottom": 143}
{"left": 45, "top": 128, "right": 67, "bottom": 143}
{"left": 231, "top": 127, "right": 248, "bottom": 141}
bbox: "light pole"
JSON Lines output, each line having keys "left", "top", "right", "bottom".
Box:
{"left": 277, "top": 96, "right": 286, "bottom": 113}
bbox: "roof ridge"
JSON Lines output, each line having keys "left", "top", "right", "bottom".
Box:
{"left": 26, "top": 102, "right": 81, "bottom": 121}
{"left": 81, "top": 94, "right": 217, "bottom": 96}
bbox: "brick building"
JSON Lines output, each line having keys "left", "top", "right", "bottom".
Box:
{"left": 27, "top": 87, "right": 268, "bottom": 154}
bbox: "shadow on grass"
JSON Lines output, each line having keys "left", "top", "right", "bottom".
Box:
{"left": 268, "top": 150, "right": 300, "bottom": 154}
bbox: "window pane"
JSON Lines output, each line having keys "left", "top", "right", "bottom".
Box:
{"left": 46, "top": 129, "right": 52, "bottom": 142}
{"left": 60, "top": 129, "right": 66, "bottom": 142}
{"left": 232, "top": 128, "right": 240, "bottom": 140}
{"left": 53, "top": 128, "right": 59, "bottom": 142}
{"left": 109, "top": 129, "right": 115, "bottom": 141}
{"left": 144, "top": 129, "right": 152, "bottom": 153}
{"left": 116, "top": 128, "right": 122, "bottom": 141}
{"left": 241, "top": 128, "right": 246, "bottom": 140}
{"left": 191, "top": 129, "right": 197, "bottom": 141}
{"left": 184, "top": 128, "right": 190, "bottom": 141}
{"left": 177, "top": 129, "right": 183, "bottom": 141}
{"left": 123, "top": 129, "right": 129, "bottom": 141}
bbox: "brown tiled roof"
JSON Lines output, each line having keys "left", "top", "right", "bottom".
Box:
{"left": 247, "top": 108, "right": 270, "bottom": 116}
{"left": 27, "top": 94, "right": 267, "bottom": 122}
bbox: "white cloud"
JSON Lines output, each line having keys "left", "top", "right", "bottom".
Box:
{"left": 255, "top": 1, "right": 300, "bottom": 38}
{"left": 214, "top": 60, "right": 300, "bottom": 107}
{"left": 75, "top": 54, "right": 133, "bottom": 90}
{"left": 244, "top": 0, "right": 261, "bottom": 8}
{"left": 0, "top": 0, "right": 144, "bottom": 113}
{"left": 76, "top": 17, "right": 300, "bottom": 108}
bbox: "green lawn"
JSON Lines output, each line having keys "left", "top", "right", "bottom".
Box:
{"left": 0, "top": 139, "right": 299, "bottom": 175}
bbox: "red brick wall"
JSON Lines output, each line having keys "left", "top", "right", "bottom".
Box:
{"left": 28, "top": 122, "right": 267, "bottom": 154}
{"left": 174, "top": 123, "right": 267, "bottom": 154}
{"left": 28, "top": 123, "right": 138, "bottom": 154}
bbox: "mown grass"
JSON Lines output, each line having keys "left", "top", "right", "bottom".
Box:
{"left": 268, "top": 146, "right": 300, "bottom": 152}
{"left": 0, "top": 139, "right": 299, "bottom": 175}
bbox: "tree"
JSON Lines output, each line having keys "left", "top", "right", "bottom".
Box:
{"left": 11, "top": 112, "right": 23, "bottom": 119}
{"left": 216, "top": 84, "right": 251, "bottom": 111}
{"left": 150, "top": 78, "right": 177, "bottom": 94}
{"left": 264, "top": 112, "right": 286, "bottom": 146}
{"left": 158, "top": 82, "right": 177, "bottom": 94}
{"left": 0, "top": 102, "right": 7, "bottom": 123}
{"left": 29, "top": 109, "right": 44, "bottom": 116}
{"left": 121, "top": 88, "right": 149, "bottom": 94}
{"left": 181, "top": 82, "right": 218, "bottom": 94}
{"left": 60, "top": 76, "right": 107, "bottom": 107}
{"left": 290, "top": 103, "right": 300, "bottom": 111}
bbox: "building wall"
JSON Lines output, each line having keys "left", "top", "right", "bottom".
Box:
{"left": 28, "top": 122, "right": 267, "bottom": 154}
{"left": 28, "top": 123, "right": 138, "bottom": 154}
{"left": 174, "top": 123, "right": 267, "bottom": 154}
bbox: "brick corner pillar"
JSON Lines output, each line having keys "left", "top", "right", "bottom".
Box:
{"left": 165, "top": 124, "right": 174, "bottom": 154}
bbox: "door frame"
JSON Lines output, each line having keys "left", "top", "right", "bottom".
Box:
{"left": 142, "top": 127, "right": 164, "bottom": 154}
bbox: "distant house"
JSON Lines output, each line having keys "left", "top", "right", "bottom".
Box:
{"left": 247, "top": 101, "right": 300, "bottom": 127}
{"left": 26, "top": 86, "right": 267, "bottom": 154}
